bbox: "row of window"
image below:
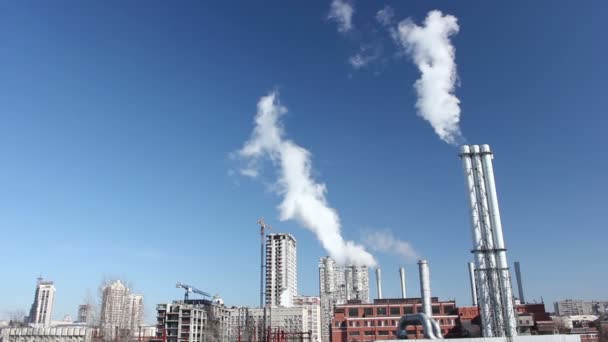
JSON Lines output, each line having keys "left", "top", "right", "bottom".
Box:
{"left": 347, "top": 304, "right": 453, "bottom": 317}
{"left": 337, "top": 318, "right": 456, "bottom": 328}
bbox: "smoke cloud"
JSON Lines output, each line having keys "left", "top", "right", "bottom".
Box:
{"left": 238, "top": 91, "right": 377, "bottom": 267}
{"left": 397, "top": 10, "right": 462, "bottom": 145}
{"left": 363, "top": 229, "right": 418, "bottom": 262}
{"left": 327, "top": 0, "right": 355, "bottom": 33}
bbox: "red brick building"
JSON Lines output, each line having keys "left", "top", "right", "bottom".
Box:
{"left": 331, "top": 298, "right": 459, "bottom": 342}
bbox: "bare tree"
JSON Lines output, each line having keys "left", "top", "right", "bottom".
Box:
{"left": 4, "top": 309, "right": 27, "bottom": 327}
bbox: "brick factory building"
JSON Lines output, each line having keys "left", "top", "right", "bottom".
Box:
{"left": 331, "top": 297, "right": 460, "bottom": 341}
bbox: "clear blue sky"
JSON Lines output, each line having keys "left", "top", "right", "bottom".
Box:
{"left": 1, "top": 1, "right": 606, "bottom": 323}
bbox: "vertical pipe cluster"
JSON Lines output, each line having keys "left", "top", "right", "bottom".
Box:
{"left": 468, "top": 262, "right": 478, "bottom": 306}
{"left": 418, "top": 260, "right": 432, "bottom": 317}
{"left": 460, "top": 144, "right": 517, "bottom": 337}
{"left": 514, "top": 262, "right": 525, "bottom": 304}
{"left": 399, "top": 267, "right": 407, "bottom": 299}
{"left": 375, "top": 268, "right": 383, "bottom": 299}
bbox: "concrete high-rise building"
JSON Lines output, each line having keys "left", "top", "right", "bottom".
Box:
{"left": 100, "top": 280, "right": 129, "bottom": 328}
{"left": 318, "top": 257, "right": 369, "bottom": 342}
{"left": 266, "top": 233, "right": 297, "bottom": 307}
{"left": 99, "top": 280, "right": 144, "bottom": 338}
{"left": 27, "top": 278, "right": 56, "bottom": 327}
{"left": 554, "top": 300, "right": 594, "bottom": 316}
{"left": 156, "top": 300, "right": 232, "bottom": 342}
{"left": 125, "top": 294, "right": 144, "bottom": 331}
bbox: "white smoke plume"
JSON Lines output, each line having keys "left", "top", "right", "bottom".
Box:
{"left": 363, "top": 229, "right": 418, "bottom": 262}
{"left": 238, "top": 91, "right": 377, "bottom": 267}
{"left": 327, "top": 0, "right": 354, "bottom": 33}
{"left": 397, "top": 10, "right": 462, "bottom": 145}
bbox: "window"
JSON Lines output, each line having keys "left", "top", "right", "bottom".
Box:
{"left": 404, "top": 306, "right": 413, "bottom": 314}
{"left": 432, "top": 306, "right": 440, "bottom": 314}
{"left": 379, "top": 331, "right": 389, "bottom": 336}
{"left": 348, "top": 308, "right": 359, "bottom": 317}
{"left": 349, "top": 332, "right": 360, "bottom": 336}
{"left": 443, "top": 305, "right": 454, "bottom": 313}
{"left": 364, "top": 308, "right": 373, "bottom": 316}
{"left": 364, "top": 331, "right": 374, "bottom": 336}
{"left": 377, "top": 307, "right": 387, "bottom": 315}
{"left": 390, "top": 307, "right": 400, "bottom": 315}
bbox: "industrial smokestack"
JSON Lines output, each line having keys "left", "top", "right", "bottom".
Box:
{"left": 418, "top": 260, "right": 432, "bottom": 317}
{"left": 468, "top": 262, "right": 478, "bottom": 306}
{"left": 460, "top": 144, "right": 517, "bottom": 337}
{"left": 376, "top": 268, "right": 383, "bottom": 299}
{"left": 399, "top": 267, "right": 407, "bottom": 299}
{"left": 514, "top": 261, "right": 525, "bottom": 304}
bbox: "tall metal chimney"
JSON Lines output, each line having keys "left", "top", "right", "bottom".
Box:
{"left": 375, "top": 268, "right": 383, "bottom": 299}
{"left": 399, "top": 267, "right": 407, "bottom": 299}
{"left": 468, "top": 262, "right": 478, "bottom": 306}
{"left": 514, "top": 261, "right": 525, "bottom": 304}
{"left": 460, "top": 144, "right": 517, "bottom": 337}
{"left": 418, "top": 260, "right": 432, "bottom": 317}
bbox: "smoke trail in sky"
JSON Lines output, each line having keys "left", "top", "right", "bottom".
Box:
{"left": 237, "top": 91, "right": 377, "bottom": 267}
{"left": 397, "top": 10, "right": 462, "bottom": 144}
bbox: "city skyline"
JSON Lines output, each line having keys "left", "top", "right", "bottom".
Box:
{"left": 1, "top": 0, "right": 607, "bottom": 327}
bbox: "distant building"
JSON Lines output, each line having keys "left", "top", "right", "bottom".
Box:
{"left": 331, "top": 297, "right": 458, "bottom": 341}
{"left": 248, "top": 306, "right": 311, "bottom": 337}
{"left": 318, "top": 257, "right": 369, "bottom": 342}
{"left": 27, "top": 278, "right": 56, "bottom": 327}
{"left": 77, "top": 304, "right": 92, "bottom": 324}
{"left": 0, "top": 326, "right": 93, "bottom": 342}
{"left": 155, "top": 300, "right": 231, "bottom": 342}
{"left": 294, "top": 296, "right": 322, "bottom": 342}
{"left": 99, "top": 280, "right": 144, "bottom": 339}
{"left": 266, "top": 233, "right": 297, "bottom": 307}
{"left": 555, "top": 300, "right": 595, "bottom": 316}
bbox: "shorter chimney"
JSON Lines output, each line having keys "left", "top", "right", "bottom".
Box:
{"left": 418, "top": 260, "right": 432, "bottom": 317}
{"left": 399, "top": 267, "right": 407, "bottom": 298}
{"left": 468, "top": 262, "right": 478, "bottom": 306}
{"left": 375, "top": 268, "right": 383, "bottom": 299}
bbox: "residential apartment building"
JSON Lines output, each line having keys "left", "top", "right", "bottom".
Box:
{"left": 266, "top": 233, "right": 297, "bottom": 306}
{"left": 27, "top": 278, "right": 56, "bottom": 327}
{"left": 555, "top": 300, "right": 595, "bottom": 316}
{"left": 99, "top": 280, "right": 144, "bottom": 338}
{"left": 318, "top": 257, "right": 369, "bottom": 342}
{"left": 155, "top": 300, "right": 231, "bottom": 342}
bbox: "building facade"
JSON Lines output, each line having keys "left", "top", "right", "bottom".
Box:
{"left": 27, "top": 278, "right": 56, "bottom": 327}
{"left": 331, "top": 298, "right": 458, "bottom": 342}
{"left": 319, "top": 257, "right": 369, "bottom": 342}
{"left": 266, "top": 234, "right": 297, "bottom": 307}
{"left": 294, "top": 296, "right": 322, "bottom": 342}
{"left": 248, "top": 306, "right": 309, "bottom": 337}
{"left": 555, "top": 300, "right": 595, "bottom": 316}
{"left": 0, "top": 326, "right": 93, "bottom": 342}
{"left": 99, "top": 280, "right": 144, "bottom": 338}
{"left": 155, "top": 300, "right": 232, "bottom": 342}
{"left": 77, "top": 304, "right": 92, "bottom": 324}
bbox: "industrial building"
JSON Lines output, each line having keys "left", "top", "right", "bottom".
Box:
{"left": 319, "top": 257, "right": 370, "bottom": 342}
{"left": 266, "top": 233, "right": 298, "bottom": 307}
{"left": 0, "top": 326, "right": 93, "bottom": 342}
{"left": 331, "top": 297, "right": 459, "bottom": 341}
{"left": 26, "top": 278, "right": 56, "bottom": 327}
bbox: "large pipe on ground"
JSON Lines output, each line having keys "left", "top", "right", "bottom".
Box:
{"left": 399, "top": 267, "right": 407, "bottom": 299}
{"left": 375, "top": 268, "right": 383, "bottom": 299}
{"left": 418, "top": 260, "right": 432, "bottom": 317}
{"left": 397, "top": 313, "right": 442, "bottom": 340}
{"left": 514, "top": 261, "right": 525, "bottom": 304}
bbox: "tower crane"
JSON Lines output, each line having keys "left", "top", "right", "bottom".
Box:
{"left": 175, "top": 282, "right": 211, "bottom": 301}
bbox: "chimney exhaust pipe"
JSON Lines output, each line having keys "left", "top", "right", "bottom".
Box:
{"left": 514, "top": 261, "right": 525, "bottom": 304}
{"left": 376, "top": 268, "right": 383, "bottom": 299}
{"left": 468, "top": 262, "right": 478, "bottom": 306}
{"left": 399, "top": 267, "right": 407, "bottom": 299}
{"left": 418, "top": 260, "right": 432, "bottom": 317}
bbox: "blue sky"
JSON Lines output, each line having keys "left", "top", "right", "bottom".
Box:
{"left": 1, "top": 1, "right": 606, "bottom": 323}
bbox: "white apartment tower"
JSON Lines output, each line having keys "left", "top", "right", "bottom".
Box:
{"left": 28, "top": 278, "right": 56, "bottom": 327}
{"left": 100, "top": 280, "right": 144, "bottom": 335}
{"left": 294, "top": 296, "right": 322, "bottom": 342}
{"left": 318, "top": 257, "right": 369, "bottom": 342}
{"left": 265, "top": 233, "right": 297, "bottom": 306}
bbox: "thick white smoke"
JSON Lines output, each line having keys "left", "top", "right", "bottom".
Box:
{"left": 238, "top": 91, "right": 377, "bottom": 267}
{"left": 397, "top": 10, "right": 462, "bottom": 145}
{"left": 363, "top": 229, "right": 418, "bottom": 262}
